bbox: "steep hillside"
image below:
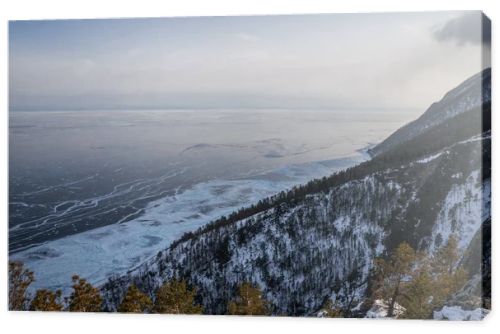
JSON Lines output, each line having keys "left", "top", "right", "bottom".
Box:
{"left": 101, "top": 70, "right": 491, "bottom": 317}
{"left": 369, "top": 68, "right": 491, "bottom": 157}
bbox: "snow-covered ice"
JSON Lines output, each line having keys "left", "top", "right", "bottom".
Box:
{"left": 11, "top": 154, "right": 367, "bottom": 293}
{"left": 9, "top": 108, "right": 414, "bottom": 293}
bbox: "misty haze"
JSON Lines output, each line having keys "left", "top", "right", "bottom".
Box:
{"left": 8, "top": 12, "right": 490, "bottom": 320}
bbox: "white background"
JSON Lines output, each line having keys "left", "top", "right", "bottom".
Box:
{"left": 0, "top": 0, "right": 498, "bottom": 333}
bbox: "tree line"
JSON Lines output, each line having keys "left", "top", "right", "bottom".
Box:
{"left": 10, "top": 234, "right": 467, "bottom": 318}
{"left": 9, "top": 262, "right": 267, "bottom": 315}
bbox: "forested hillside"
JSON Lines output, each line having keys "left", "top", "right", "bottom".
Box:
{"left": 9, "top": 69, "right": 490, "bottom": 319}
{"left": 98, "top": 68, "right": 491, "bottom": 318}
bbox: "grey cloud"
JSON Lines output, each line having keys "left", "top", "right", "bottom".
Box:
{"left": 434, "top": 12, "right": 491, "bottom": 47}
{"left": 9, "top": 13, "right": 485, "bottom": 111}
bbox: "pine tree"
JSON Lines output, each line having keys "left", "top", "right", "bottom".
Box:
{"left": 9, "top": 261, "right": 34, "bottom": 311}
{"left": 118, "top": 284, "right": 152, "bottom": 313}
{"left": 30, "top": 289, "right": 64, "bottom": 311}
{"left": 320, "top": 299, "right": 343, "bottom": 318}
{"left": 68, "top": 275, "right": 103, "bottom": 312}
{"left": 400, "top": 261, "right": 434, "bottom": 319}
{"left": 228, "top": 282, "right": 267, "bottom": 316}
{"left": 430, "top": 235, "right": 468, "bottom": 309}
{"left": 432, "top": 235, "right": 461, "bottom": 275}
{"left": 372, "top": 242, "right": 416, "bottom": 317}
{"left": 153, "top": 280, "right": 203, "bottom": 314}
{"left": 390, "top": 236, "right": 468, "bottom": 319}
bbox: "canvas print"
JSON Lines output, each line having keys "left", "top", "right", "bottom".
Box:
{"left": 8, "top": 11, "right": 491, "bottom": 320}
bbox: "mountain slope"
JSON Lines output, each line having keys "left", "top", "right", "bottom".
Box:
{"left": 369, "top": 68, "right": 491, "bottom": 157}
{"left": 101, "top": 69, "right": 491, "bottom": 317}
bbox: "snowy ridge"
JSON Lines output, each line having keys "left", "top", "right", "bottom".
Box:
{"left": 370, "top": 68, "right": 490, "bottom": 156}
{"left": 103, "top": 69, "right": 491, "bottom": 317}
{"left": 101, "top": 122, "right": 490, "bottom": 317}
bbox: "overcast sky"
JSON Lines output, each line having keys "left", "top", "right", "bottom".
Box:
{"left": 9, "top": 11, "right": 489, "bottom": 111}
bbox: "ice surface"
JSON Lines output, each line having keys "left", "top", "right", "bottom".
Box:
{"left": 10, "top": 109, "right": 410, "bottom": 292}
{"left": 11, "top": 153, "right": 367, "bottom": 293}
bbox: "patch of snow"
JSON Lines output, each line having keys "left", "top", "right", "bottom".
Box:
{"left": 428, "top": 171, "right": 489, "bottom": 254}
{"left": 416, "top": 152, "right": 443, "bottom": 164}
{"left": 365, "top": 299, "right": 406, "bottom": 319}
{"left": 433, "top": 306, "right": 489, "bottom": 321}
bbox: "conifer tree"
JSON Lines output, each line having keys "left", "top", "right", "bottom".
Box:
{"left": 432, "top": 235, "right": 461, "bottom": 275}
{"left": 30, "top": 289, "right": 64, "bottom": 311}
{"left": 372, "top": 242, "right": 416, "bottom": 317}
{"left": 373, "top": 236, "right": 469, "bottom": 319}
{"left": 228, "top": 282, "right": 267, "bottom": 316}
{"left": 68, "top": 275, "right": 103, "bottom": 312}
{"left": 400, "top": 262, "right": 434, "bottom": 319}
{"left": 320, "top": 299, "right": 343, "bottom": 318}
{"left": 9, "top": 261, "right": 34, "bottom": 311}
{"left": 430, "top": 235, "right": 468, "bottom": 309}
{"left": 118, "top": 284, "right": 152, "bottom": 313}
{"left": 153, "top": 279, "right": 203, "bottom": 314}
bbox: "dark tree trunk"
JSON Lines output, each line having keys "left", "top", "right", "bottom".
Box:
{"left": 387, "top": 279, "right": 401, "bottom": 318}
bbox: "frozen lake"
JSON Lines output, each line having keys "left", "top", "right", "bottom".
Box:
{"left": 9, "top": 109, "right": 412, "bottom": 291}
